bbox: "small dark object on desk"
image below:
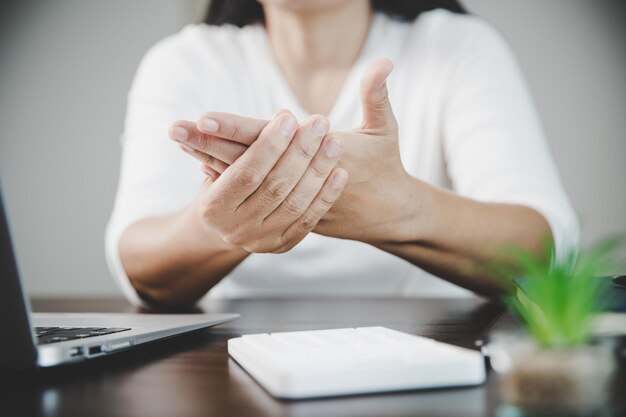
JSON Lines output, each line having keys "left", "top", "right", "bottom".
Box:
{"left": 613, "top": 274, "right": 626, "bottom": 289}
{"left": 604, "top": 275, "right": 626, "bottom": 312}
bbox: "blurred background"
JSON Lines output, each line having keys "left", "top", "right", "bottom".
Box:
{"left": 1, "top": 0, "right": 625, "bottom": 297}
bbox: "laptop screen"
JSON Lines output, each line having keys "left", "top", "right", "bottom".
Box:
{"left": 0, "top": 186, "right": 38, "bottom": 369}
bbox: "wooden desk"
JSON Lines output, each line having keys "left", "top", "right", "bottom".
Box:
{"left": 0, "top": 298, "right": 617, "bottom": 417}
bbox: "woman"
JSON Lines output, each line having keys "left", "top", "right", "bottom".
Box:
{"left": 106, "top": 0, "right": 578, "bottom": 307}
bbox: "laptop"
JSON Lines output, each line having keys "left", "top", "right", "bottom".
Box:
{"left": 0, "top": 188, "right": 238, "bottom": 369}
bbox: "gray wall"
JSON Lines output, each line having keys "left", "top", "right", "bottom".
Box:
{"left": 1, "top": 1, "right": 624, "bottom": 297}
{"left": 0, "top": 1, "right": 204, "bottom": 296}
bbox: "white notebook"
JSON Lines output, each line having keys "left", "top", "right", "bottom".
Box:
{"left": 228, "top": 326, "right": 485, "bottom": 399}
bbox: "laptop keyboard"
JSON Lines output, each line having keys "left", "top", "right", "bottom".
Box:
{"left": 35, "top": 327, "right": 131, "bottom": 345}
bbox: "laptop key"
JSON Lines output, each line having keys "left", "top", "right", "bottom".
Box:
{"left": 37, "top": 336, "right": 70, "bottom": 344}
{"left": 35, "top": 327, "right": 60, "bottom": 336}
{"left": 35, "top": 327, "right": 58, "bottom": 332}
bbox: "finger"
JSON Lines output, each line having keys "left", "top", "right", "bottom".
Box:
{"left": 179, "top": 144, "right": 230, "bottom": 173}
{"left": 360, "top": 58, "right": 395, "bottom": 131}
{"left": 264, "top": 132, "right": 342, "bottom": 225}
{"left": 272, "top": 108, "right": 291, "bottom": 119}
{"left": 212, "top": 112, "right": 299, "bottom": 208}
{"left": 280, "top": 168, "right": 348, "bottom": 250}
{"left": 170, "top": 120, "right": 248, "bottom": 164}
{"left": 201, "top": 164, "right": 220, "bottom": 182}
{"left": 203, "top": 157, "right": 229, "bottom": 174}
{"left": 197, "top": 112, "right": 270, "bottom": 146}
{"left": 241, "top": 115, "right": 330, "bottom": 217}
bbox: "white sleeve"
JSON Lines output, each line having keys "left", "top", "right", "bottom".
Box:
{"left": 105, "top": 29, "right": 207, "bottom": 306}
{"left": 440, "top": 17, "right": 579, "bottom": 260}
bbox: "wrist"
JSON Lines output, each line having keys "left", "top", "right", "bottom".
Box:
{"left": 181, "top": 198, "right": 246, "bottom": 254}
{"left": 368, "top": 174, "right": 439, "bottom": 245}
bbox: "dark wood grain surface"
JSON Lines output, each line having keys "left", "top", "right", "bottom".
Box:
{"left": 0, "top": 298, "right": 620, "bottom": 417}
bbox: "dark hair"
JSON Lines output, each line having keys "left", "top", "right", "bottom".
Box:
{"left": 205, "top": 0, "right": 466, "bottom": 27}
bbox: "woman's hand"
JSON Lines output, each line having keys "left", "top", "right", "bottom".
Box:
{"left": 169, "top": 111, "right": 271, "bottom": 179}
{"left": 170, "top": 59, "right": 415, "bottom": 245}
{"left": 170, "top": 111, "right": 347, "bottom": 253}
{"left": 314, "top": 59, "right": 417, "bottom": 244}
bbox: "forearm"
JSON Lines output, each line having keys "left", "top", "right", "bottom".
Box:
{"left": 119, "top": 199, "right": 249, "bottom": 307}
{"left": 373, "top": 178, "right": 552, "bottom": 298}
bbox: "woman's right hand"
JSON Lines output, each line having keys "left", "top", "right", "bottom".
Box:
{"left": 169, "top": 111, "right": 348, "bottom": 253}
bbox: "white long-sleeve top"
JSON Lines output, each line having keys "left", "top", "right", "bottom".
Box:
{"left": 106, "top": 10, "right": 578, "bottom": 305}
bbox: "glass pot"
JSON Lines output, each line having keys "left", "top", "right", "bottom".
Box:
{"left": 488, "top": 334, "right": 617, "bottom": 417}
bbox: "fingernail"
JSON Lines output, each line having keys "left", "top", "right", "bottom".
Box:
{"left": 324, "top": 138, "right": 341, "bottom": 157}
{"left": 199, "top": 118, "right": 219, "bottom": 133}
{"left": 170, "top": 126, "right": 188, "bottom": 142}
{"left": 280, "top": 115, "right": 297, "bottom": 137}
{"left": 331, "top": 171, "right": 347, "bottom": 189}
{"left": 310, "top": 118, "right": 329, "bottom": 137}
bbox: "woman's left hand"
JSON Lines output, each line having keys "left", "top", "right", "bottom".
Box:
{"left": 171, "top": 59, "right": 419, "bottom": 245}
{"left": 312, "top": 58, "right": 418, "bottom": 244}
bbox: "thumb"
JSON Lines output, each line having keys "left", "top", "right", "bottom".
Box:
{"left": 359, "top": 58, "right": 395, "bottom": 131}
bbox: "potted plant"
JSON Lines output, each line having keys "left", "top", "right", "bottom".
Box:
{"left": 488, "top": 236, "right": 625, "bottom": 417}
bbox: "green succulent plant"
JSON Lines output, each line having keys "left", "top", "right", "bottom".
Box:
{"left": 498, "top": 236, "right": 625, "bottom": 348}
